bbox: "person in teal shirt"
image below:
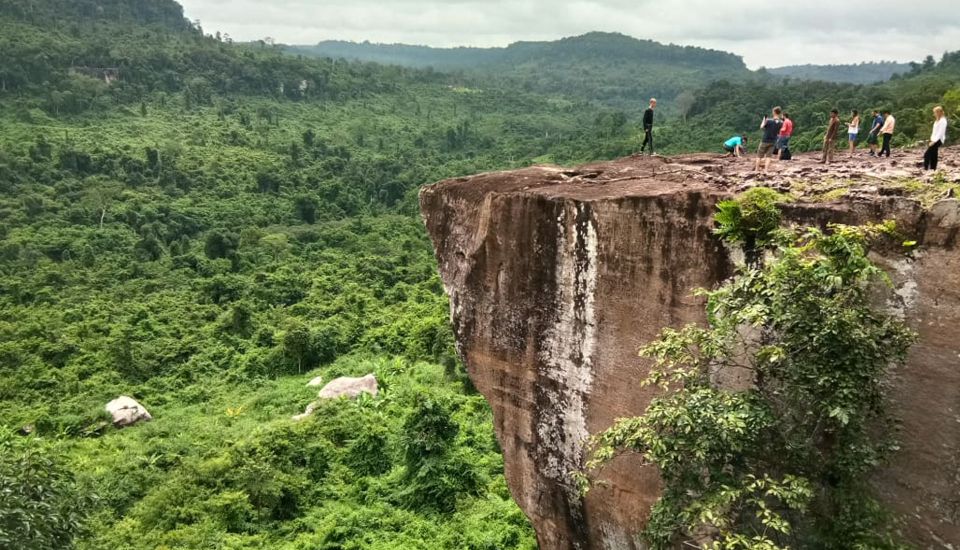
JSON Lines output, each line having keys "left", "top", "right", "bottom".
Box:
{"left": 723, "top": 135, "right": 747, "bottom": 157}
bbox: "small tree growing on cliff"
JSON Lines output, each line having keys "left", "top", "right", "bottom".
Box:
{"left": 580, "top": 190, "right": 916, "bottom": 550}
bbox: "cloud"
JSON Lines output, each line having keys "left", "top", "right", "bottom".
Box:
{"left": 178, "top": 0, "right": 960, "bottom": 68}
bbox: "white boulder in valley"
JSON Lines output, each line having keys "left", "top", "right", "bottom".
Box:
{"left": 105, "top": 396, "right": 152, "bottom": 428}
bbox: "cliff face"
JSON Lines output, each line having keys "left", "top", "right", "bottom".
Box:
{"left": 420, "top": 150, "right": 960, "bottom": 549}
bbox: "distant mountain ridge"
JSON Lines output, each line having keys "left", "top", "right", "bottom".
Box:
{"left": 767, "top": 61, "right": 913, "bottom": 84}
{"left": 290, "top": 32, "right": 745, "bottom": 71}
{"left": 288, "top": 32, "right": 752, "bottom": 108}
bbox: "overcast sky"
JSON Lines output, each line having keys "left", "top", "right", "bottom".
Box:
{"left": 178, "top": 0, "right": 960, "bottom": 68}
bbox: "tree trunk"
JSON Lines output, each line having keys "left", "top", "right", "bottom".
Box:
{"left": 99, "top": 208, "right": 106, "bottom": 229}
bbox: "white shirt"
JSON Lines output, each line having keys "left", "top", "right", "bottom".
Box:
{"left": 931, "top": 118, "right": 948, "bottom": 144}
{"left": 880, "top": 115, "right": 896, "bottom": 134}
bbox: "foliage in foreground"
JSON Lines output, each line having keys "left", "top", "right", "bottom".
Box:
{"left": 583, "top": 190, "right": 916, "bottom": 549}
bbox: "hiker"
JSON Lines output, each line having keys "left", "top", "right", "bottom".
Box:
{"left": 755, "top": 106, "right": 782, "bottom": 172}
{"left": 640, "top": 98, "right": 656, "bottom": 155}
{"left": 723, "top": 135, "right": 747, "bottom": 157}
{"left": 866, "top": 110, "right": 883, "bottom": 156}
{"left": 776, "top": 112, "right": 793, "bottom": 160}
{"left": 820, "top": 109, "right": 840, "bottom": 165}
{"left": 847, "top": 110, "right": 860, "bottom": 156}
{"left": 924, "top": 105, "right": 948, "bottom": 171}
{"left": 879, "top": 110, "right": 896, "bottom": 158}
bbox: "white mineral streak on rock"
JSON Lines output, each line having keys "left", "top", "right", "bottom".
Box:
{"left": 537, "top": 202, "right": 598, "bottom": 492}
{"left": 888, "top": 254, "right": 920, "bottom": 320}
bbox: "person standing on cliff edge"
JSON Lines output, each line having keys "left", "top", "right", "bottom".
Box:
{"left": 755, "top": 106, "right": 782, "bottom": 172}
{"left": 820, "top": 109, "right": 840, "bottom": 165}
{"left": 924, "top": 106, "right": 948, "bottom": 171}
{"left": 879, "top": 110, "right": 896, "bottom": 158}
{"left": 640, "top": 98, "right": 656, "bottom": 155}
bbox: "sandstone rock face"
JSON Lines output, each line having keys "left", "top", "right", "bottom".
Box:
{"left": 105, "top": 396, "right": 152, "bottom": 428}
{"left": 421, "top": 149, "right": 960, "bottom": 549}
{"left": 317, "top": 374, "right": 378, "bottom": 400}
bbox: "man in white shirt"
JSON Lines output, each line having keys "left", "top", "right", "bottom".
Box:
{"left": 924, "top": 106, "right": 948, "bottom": 171}
{"left": 879, "top": 110, "right": 896, "bottom": 158}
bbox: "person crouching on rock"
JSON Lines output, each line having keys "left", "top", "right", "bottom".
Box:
{"left": 820, "top": 109, "right": 840, "bottom": 165}
{"left": 924, "top": 105, "right": 948, "bottom": 171}
{"left": 755, "top": 106, "right": 782, "bottom": 172}
{"left": 723, "top": 135, "right": 747, "bottom": 157}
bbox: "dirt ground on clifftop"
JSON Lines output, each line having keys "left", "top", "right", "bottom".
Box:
{"left": 665, "top": 144, "right": 960, "bottom": 205}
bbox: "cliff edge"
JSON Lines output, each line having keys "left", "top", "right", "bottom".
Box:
{"left": 420, "top": 148, "right": 960, "bottom": 549}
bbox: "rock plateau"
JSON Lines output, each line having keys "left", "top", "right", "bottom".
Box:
{"left": 421, "top": 147, "right": 960, "bottom": 549}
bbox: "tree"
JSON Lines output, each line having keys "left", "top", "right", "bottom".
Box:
{"left": 583, "top": 192, "right": 915, "bottom": 549}
{"left": 675, "top": 90, "right": 696, "bottom": 121}
{"left": 0, "top": 432, "right": 92, "bottom": 549}
{"left": 399, "top": 397, "right": 480, "bottom": 512}
{"left": 281, "top": 324, "right": 313, "bottom": 373}
{"left": 82, "top": 180, "right": 123, "bottom": 228}
{"left": 294, "top": 195, "right": 318, "bottom": 224}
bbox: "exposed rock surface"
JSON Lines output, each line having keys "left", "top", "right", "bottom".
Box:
{"left": 421, "top": 147, "right": 960, "bottom": 549}
{"left": 293, "top": 374, "right": 380, "bottom": 420}
{"left": 318, "top": 374, "right": 378, "bottom": 399}
{"left": 306, "top": 375, "right": 324, "bottom": 387}
{"left": 105, "top": 396, "right": 152, "bottom": 428}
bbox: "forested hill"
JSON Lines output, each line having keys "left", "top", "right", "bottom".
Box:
{"left": 767, "top": 61, "right": 914, "bottom": 84}
{"left": 0, "top": 0, "right": 189, "bottom": 29}
{"left": 288, "top": 32, "right": 753, "bottom": 108}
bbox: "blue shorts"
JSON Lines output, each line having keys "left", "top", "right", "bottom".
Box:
{"left": 776, "top": 136, "right": 790, "bottom": 150}
{"left": 849, "top": 133, "right": 859, "bottom": 142}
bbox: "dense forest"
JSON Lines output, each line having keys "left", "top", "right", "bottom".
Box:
{"left": 288, "top": 32, "right": 753, "bottom": 110}
{"left": 2, "top": 0, "right": 960, "bottom": 549}
{"left": 766, "top": 61, "right": 913, "bottom": 84}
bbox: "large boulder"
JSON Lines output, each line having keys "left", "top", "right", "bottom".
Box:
{"left": 306, "top": 375, "right": 324, "bottom": 387}
{"left": 292, "top": 374, "right": 379, "bottom": 421}
{"left": 318, "top": 374, "right": 378, "bottom": 400}
{"left": 105, "top": 396, "right": 152, "bottom": 428}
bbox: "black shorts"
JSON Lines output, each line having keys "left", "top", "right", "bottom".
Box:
{"left": 724, "top": 145, "right": 735, "bottom": 153}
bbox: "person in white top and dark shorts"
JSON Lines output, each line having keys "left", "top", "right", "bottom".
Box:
{"left": 924, "top": 105, "right": 948, "bottom": 171}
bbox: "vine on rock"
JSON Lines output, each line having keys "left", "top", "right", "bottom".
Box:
{"left": 580, "top": 188, "right": 916, "bottom": 549}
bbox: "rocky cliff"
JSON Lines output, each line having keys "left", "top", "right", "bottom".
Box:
{"left": 420, "top": 148, "right": 960, "bottom": 549}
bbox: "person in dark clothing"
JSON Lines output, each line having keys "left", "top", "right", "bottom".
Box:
{"left": 866, "top": 110, "right": 883, "bottom": 156}
{"left": 820, "top": 109, "right": 841, "bottom": 164}
{"left": 755, "top": 106, "right": 782, "bottom": 172}
{"left": 640, "top": 98, "right": 657, "bottom": 154}
{"left": 924, "top": 106, "right": 948, "bottom": 170}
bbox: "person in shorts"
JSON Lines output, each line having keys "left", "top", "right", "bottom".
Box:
{"left": 755, "top": 106, "right": 782, "bottom": 172}
{"left": 776, "top": 112, "right": 793, "bottom": 160}
{"left": 723, "top": 135, "right": 747, "bottom": 157}
{"left": 847, "top": 110, "right": 860, "bottom": 156}
{"left": 866, "top": 110, "right": 883, "bottom": 156}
